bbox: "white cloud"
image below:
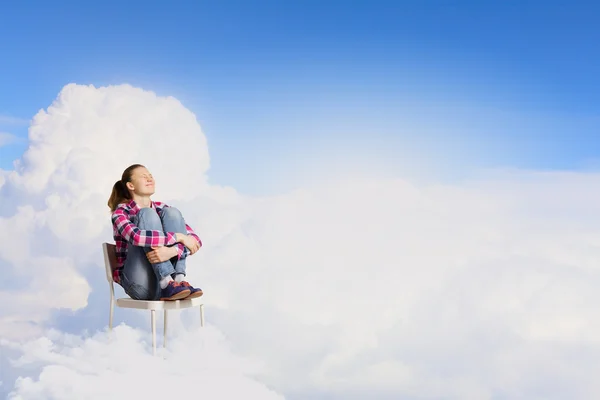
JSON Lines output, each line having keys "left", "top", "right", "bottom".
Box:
{"left": 3, "top": 325, "right": 284, "bottom": 400}
{"left": 0, "top": 83, "right": 210, "bottom": 342}
{"left": 1, "top": 83, "right": 600, "bottom": 399}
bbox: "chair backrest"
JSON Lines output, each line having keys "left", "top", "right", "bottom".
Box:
{"left": 102, "top": 242, "right": 118, "bottom": 284}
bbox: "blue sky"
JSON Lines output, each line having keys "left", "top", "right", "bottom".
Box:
{"left": 1, "top": 0, "right": 600, "bottom": 194}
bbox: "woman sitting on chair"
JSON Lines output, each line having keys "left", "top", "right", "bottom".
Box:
{"left": 107, "top": 163, "right": 203, "bottom": 301}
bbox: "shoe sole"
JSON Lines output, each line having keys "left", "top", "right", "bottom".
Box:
{"left": 160, "top": 289, "right": 191, "bottom": 301}
{"left": 184, "top": 290, "right": 203, "bottom": 299}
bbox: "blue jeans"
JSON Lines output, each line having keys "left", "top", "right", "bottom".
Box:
{"left": 120, "top": 207, "right": 188, "bottom": 300}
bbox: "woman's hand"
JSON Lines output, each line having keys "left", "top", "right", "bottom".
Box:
{"left": 182, "top": 235, "right": 201, "bottom": 255}
{"left": 146, "top": 246, "right": 178, "bottom": 264}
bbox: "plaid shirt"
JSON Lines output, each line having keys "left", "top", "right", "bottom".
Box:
{"left": 111, "top": 199, "right": 201, "bottom": 283}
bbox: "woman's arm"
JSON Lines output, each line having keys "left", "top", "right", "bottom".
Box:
{"left": 185, "top": 223, "right": 202, "bottom": 246}
{"left": 175, "top": 223, "right": 202, "bottom": 258}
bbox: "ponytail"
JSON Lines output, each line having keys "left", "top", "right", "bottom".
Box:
{"left": 107, "top": 163, "right": 145, "bottom": 212}
{"left": 107, "top": 180, "right": 131, "bottom": 212}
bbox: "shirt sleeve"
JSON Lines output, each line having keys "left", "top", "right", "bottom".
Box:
{"left": 185, "top": 223, "right": 202, "bottom": 246}
{"left": 112, "top": 207, "right": 178, "bottom": 247}
{"left": 176, "top": 243, "right": 187, "bottom": 259}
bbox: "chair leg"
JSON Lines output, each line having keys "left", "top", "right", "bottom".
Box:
{"left": 200, "top": 304, "right": 205, "bottom": 327}
{"left": 109, "top": 296, "right": 114, "bottom": 331}
{"left": 151, "top": 310, "right": 156, "bottom": 356}
{"left": 163, "top": 310, "right": 168, "bottom": 348}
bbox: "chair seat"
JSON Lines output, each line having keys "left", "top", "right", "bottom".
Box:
{"left": 116, "top": 297, "right": 204, "bottom": 310}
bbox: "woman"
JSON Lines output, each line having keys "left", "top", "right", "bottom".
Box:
{"left": 108, "top": 163, "right": 204, "bottom": 301}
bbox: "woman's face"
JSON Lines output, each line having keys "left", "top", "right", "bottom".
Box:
{"left": 126, "top": 167, "right": 155, "bottom": 196}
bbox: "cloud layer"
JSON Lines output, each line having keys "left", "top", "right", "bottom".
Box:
{"left": 3, "top": 325, "right": 283, "bottom": 400}
{"left": 2, "top": 83, "right": 600, "bottom": 399}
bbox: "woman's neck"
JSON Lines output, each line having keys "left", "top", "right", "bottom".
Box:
{"left": 132, "top": 194, "right": 152, "bottom": 208}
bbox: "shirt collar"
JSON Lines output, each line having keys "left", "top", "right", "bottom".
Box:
{"left": 126, "top": 199, "right": 155, "bottom": 211}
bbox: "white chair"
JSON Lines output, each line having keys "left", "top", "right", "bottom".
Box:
{"left": 102, "top": 242, "right": 205, "bottom": 355}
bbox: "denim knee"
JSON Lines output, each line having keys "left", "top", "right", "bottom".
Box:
{"left": 161, "top": 206, "right": 183, "bottom": 220}
{"left": 136, "top": 207, "right": 162, "bottom": 228}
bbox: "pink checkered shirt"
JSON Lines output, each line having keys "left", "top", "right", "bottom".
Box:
{"left": 111, "top": 199, "right": 201, "bottom": 283}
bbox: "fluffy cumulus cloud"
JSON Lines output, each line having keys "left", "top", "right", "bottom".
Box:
{"left": 1, "top": 83, "right": 600, "bottom": 399}
{"left": 0, "top": 84, "right": 210, "bottom": 341}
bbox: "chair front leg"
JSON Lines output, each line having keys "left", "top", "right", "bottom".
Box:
{"left": 164, "top": 309, "right": 168, "bottom": 348}
{"left": 200, "top": 304, "right": 205, "bottom": 327}
{"left": 151, "top": 310, "right": 156, "bottom": 356}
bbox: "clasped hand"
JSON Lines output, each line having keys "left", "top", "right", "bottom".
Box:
{"left": 146, "top": 246, "right": 176, "bottom": 264}
{"left": 146, "top": 235, "right": 201, "bottom": 263}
